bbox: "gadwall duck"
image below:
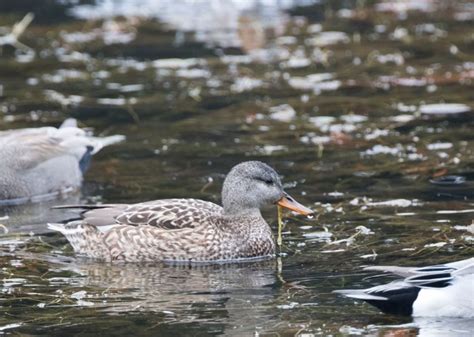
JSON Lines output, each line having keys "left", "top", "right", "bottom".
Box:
{"left": 334, "top": 257, "right": 474, "bottom": 317}
{"left": 0, "top": 118, "right": 124, "bottom": 205}
{"left": 49, "top": 161, "right": 313, "bottom": 263}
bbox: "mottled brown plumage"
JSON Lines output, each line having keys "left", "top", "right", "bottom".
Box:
{"left": 49, "top": 161, "right": 313, "bottom": 263}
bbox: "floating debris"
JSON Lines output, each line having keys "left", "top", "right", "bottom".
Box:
{"left": 327, "top": 226, "right": 373, "bottom": 247}
{"left": 71, "top": 290, "right": 94, "bottom": 306}
{"left": 257, "top": 145, "right": 287, "bottom": 155}
{"left": 373, "top": 52, "right": 404, "bottom": 65}
{"left": 230, "top": 77, "right": 263, "bottom": 93}
{"left": 71, "top": 290, "right": 87, "bottom": 300}
{"left": 119, "top": 84, "right": 145, "bottom": 93}
{"left": 3, "top": 278, "right": 27, "bottom": 287}
{"left": 419, "top": 103, "right": 471, "bottom": 115}
{"left": 395, "top": 103, "right": 417, "bottom": 113}
{"left": 308, "top": 116, "right": 336, "bottom": 127}
{"left": 0, "top": 323, "right": 23, "bottom": 332}
{"left": 306, "top": 31, "right": 350, "bottom": 46}
{"left": 61, "top": 21, "right": 136, "bottom": 46}
{"left": 427, "top": 142, "right": 453, "bottom": 150}
{"left": 61, "top": 31, "right": 98, "bottom": 44}
{"left": 436, "top": 209, "right": 474, "bottom": 214}
{"left": 220, "top": 55, "right": 252, "bottom": 64}
{"left": 362, "top": 145, "right": 402, "bottom": 156}
{"left": 320, "top": 249, "right": 346, "bottom": 253}
{"left": 42, "top": 69, "right": 88, "bottom": 83}
{"left": 424, "top": 242, "right": 447, "bottom": 248}
{"left": 366, "top": 199, "right": 419, "bottom": 208}
{"left": 44, "top": 90, "right": 84, "bottom": 106}
{"left": 269, "top": 104, "right": 296, "bottom": 122}
{"left": 299, "top": 134, "right": 331, "bottom": 145}
{"left": 282, "top": 56, "right": 311, "bottom": 69}
{"left": 303, "top": 231, "right": 333, "bottom": 242}
{"left": 340, "top": 114, "right": 368, "bottom": 124}
{"left": 454, "top": 224, "right": 474, "bottom": 234}
{"left": 176, "top": 68, "right": 211, "bottom": 79}
{"left": 355, "top": 226, "right": 374, "bottom": 235}
{"left": 288, "top": 73, "right": 334, "bottom": 91}
{"left": 390, "top": 114, "right": 415, "bottom": 123}
{"left": 97, "top": 97, "right": 128, "bottom": 105}
{"left": 153, "top": 58, "right": 203, "bottom": 69}
{"left": 376, "top": 0, "right": 436, "bottom": 14}
{"left": 0, "top": 13, "right": 34, "bottom": 52}
{"left": 364, "top": 128, "right": 389, "bottom": 140}
{"left": 277, "top": 302, "right": 299, "bottom": 310}
{"left": 339, "top": 325, "right": 366, "bottom": 335}
{"left": 429, "top": 176, "right": 466, "bottom": 185}
{"left": 360, "top": 250, "right": 378, "bottom": 260}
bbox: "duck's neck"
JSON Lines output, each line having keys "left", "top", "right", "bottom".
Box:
{"left": 221, "top": 207, "right": 271, "bottom": 237}
{"left": 221, "top": 207, "right": 276, "bottom": 257}
{"left": 223, "top": 206, "right": 262, "bottom": 218}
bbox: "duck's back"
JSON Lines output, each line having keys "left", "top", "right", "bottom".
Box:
{"left": 0, "top": 139, "right": 82, "bottom": 203}
{"left": 80, "top": 198, "right": 224, "bottom": 229}
{"left": 0, "top": 120, "right": 124, "bottom": 204}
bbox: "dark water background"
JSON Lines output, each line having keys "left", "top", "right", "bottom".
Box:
{"left": 0, "top": 0, "right": 473, "bottom": 335}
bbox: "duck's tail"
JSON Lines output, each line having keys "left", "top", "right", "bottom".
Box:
{"left": 48, "top": 221, "right": 110, "bottom": 260}
{"left": 333, "top": 281, "right": 420, "bottom": 316}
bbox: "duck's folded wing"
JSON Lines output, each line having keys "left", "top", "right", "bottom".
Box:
{"left": 364, "top": 258, "right": 474, "bottom": 288}
{"left": 365, "top": 264, "right": 466, "bottom": 289}
{"left": 404, "top": 270, "right": 454, "bottom": 288}
{"left": 364, "top": 263, "right": 456, "bottom": 279}
{"left": 4, "top": 134, "right": 68, "bottom": 170}
{"left": 114, "top": 199, "right": 223, "bottom": 229}
{"left": 62, "top": 199, "right": 223, "bottom": 230}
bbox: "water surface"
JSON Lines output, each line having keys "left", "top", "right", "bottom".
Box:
{"left": 0, "top": 0, "right": 473, "bottom": 335}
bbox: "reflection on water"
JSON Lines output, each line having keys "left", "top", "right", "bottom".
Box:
{"left": 69, "top": 260, "right": 277, "bottom": 327}
{"left": 72, "top": 0, "right": 316, "bottom": 50}
{"left": 370, "top": 317, "right": 474, "bottom": 337}
{"left": 0, "top": 0, "right": 473, "bottom": 335}
{"left": 0, "top": 195, "right": 82, "bottom": 234}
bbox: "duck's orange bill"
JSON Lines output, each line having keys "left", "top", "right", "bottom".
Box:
{"left": 277, "top": 193, "right": 314, "bottom": 216}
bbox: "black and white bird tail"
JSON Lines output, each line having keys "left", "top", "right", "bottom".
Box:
{"left": 334, "top": 258, "right": 474, "bottom": 317}
{"left": 334, "top": 280, "right": 421, "bottom": 316}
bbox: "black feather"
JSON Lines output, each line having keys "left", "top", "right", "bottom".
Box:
{"left": 365, "top": 287, "right": 421, "bottom": 316}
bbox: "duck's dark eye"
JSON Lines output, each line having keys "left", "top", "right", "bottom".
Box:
{"left": 257, "top": 177, "right": 273, "bottom": 185}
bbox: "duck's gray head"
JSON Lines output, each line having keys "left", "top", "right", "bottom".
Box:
{"left": 221, "top": 161, "right": 313, "bottom": 216}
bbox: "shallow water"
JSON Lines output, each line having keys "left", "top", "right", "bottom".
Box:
{"left": 0, "top": 0, "right": 473, "bottom": 336}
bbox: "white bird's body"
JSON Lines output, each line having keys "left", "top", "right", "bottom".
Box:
{"left": 0, "top": 118, "right": 124, "bottom": 205}
{"left": 335, "top": 257, "right": 474, "bottom": 317}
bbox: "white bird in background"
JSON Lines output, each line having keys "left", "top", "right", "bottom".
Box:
{"left": 0, "top": 118, "right": 124, "bottom": 205}
{"left": 334, "top": 257, "right": 474, "bottom": 317}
